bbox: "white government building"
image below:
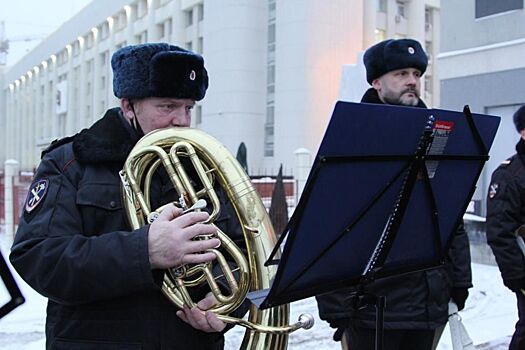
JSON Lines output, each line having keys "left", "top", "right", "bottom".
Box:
{"left": 0, "top": 0, "right": 440, "bottom": 175}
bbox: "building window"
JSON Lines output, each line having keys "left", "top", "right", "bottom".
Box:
{"left": 72, "top": 41, "right": 81, "bottom": 56}
{"left": 100, "top": 51, "right": 109, "bottom": 66}
{"left": 195, "top": 105, "right": 202, "bottom": 125}
{"left": 158, "top": 19, "right": 172, "bottom": 39}
{"left": 115, "top": 10, "right": 128, "bottom": 31}
{"left": 116, "top": 41, "right": 127, "bottom": 50}
{"left": 100, "top": 22, "right": 109, "bottom": 40}
{"left": 378, "top": 0, "right": 387, "bottom": 13}
{"left": 475, "top": 0, "right": 523, "bottom": 18}
{"left": 136, "top": 31, "right": 148, "bottom": 44}
{"left": 396, "top": 1, "right": 406, "bottom": 18}
{"left": 86, "top": 105, "right": 91, "bottom": 121}
{"left": 268, "top": 23, "right": 276, "bottom": 44}
{"left": 137, "top": 0, "right": 148, "bottom": 18}
{"left": 425, "top": 8, "right": 433, "bottom": 31}
{"left": 86, "top": 32, "right": 94, "bottom": 49}
{"left": 46, "top": 58, "right": 53, "bottom": 72}
{"left": 424, "top": 76, "right": 433, "bottom": 94}
{"left": 265, "top": 0, "right": 277, "bottom": 158}
{"left": 267, "top": 65, "right": 275, "bottom": 85}
{"left": 57, "top": 50, "right": 69, "bottom": 66}
{"left": 185, "top": 8, "right": 193, "bottom": 26}
{"left": 425, "top": 42, "right": 433, "bottom": 61}
{"left": 264, "top": 120, "right": 274, "bottom": 157}
{"left": 198, "top": 4, "right": 204, "bottom": 21}
{"left": 186, "top": 41, "right": 193, "bottom": 51}
{"left": 197, "top": 37, "right": 203, "bottom": 54}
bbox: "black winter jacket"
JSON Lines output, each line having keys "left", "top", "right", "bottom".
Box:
{"left": 486, "top": 139, "right": 525, "bottom": 290}
{"left": 315, "top": 89, "right": 473, "bottom": 330}
{"left": 10, "top": 108, "right": 245, "bottom": 349}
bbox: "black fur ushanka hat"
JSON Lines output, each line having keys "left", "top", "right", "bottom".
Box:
{"left": 513, "top": 105, "right": 525, "bottom": 132}
{"left": 363, "top": 38, "right": 428, "bottom": 85}
{"left": 111, "top": 43, "right": 208, "bottom": 101}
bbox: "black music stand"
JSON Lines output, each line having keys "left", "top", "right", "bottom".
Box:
{"left": 0, "top": 250, "right": 25, "bottom": 319}
{"left": 247, "top": 101, "right": 500, "bottom": 350}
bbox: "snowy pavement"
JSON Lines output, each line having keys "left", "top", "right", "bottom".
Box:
{"left": 0, "top": 232, "right": 517, "bottom": 349}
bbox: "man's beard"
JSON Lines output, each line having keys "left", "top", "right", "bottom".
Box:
{"left": 382, "top": 88, "right": 420, "bottom": 106}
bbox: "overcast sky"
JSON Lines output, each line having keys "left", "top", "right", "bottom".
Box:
{"left": 1, "top": 0, "right": 93, "bottom": 65}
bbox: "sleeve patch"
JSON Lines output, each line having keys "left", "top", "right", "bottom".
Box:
{"left": 488, "top": 182, "right": 499, "bottom": 199}
{"left": 25, "top": 179, "right": 49, "bottom": 213}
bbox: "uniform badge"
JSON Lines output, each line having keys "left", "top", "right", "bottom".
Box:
{"left": 25, "top": 179, "right": 49, "bottom": 213}
{"left": 488, "top": 183, "right": 499, "bottom": 199}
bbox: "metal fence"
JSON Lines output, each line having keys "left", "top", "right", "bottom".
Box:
{"left": 0, "top": 172, "right": 296, "bottom": 226}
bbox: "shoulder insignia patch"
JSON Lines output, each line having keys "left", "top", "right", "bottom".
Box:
{"left": 488, "top": 183, "right": 499, "bottom": 199}
{"left": 25, "top": 179, "right": 49, "bottom": 213}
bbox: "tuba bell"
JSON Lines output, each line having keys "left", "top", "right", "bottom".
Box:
{"left": 119, "top": 127, "right": 313, "bottom": 350}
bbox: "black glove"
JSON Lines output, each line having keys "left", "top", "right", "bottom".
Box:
{"left": 450, "top": 287, "right": 469, "bottom": 311}
{"left": 503, "top": 278, "right": 525, "bottom": 293}
{"left": 329, "top": 319, "right": 350, "bottom": 342}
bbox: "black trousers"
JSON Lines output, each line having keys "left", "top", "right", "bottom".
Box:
{"left": 510, "top": 291, "right": 525, "bottom": 350}
{"left": 345, "top": 325, "right": 436, "bottom": 350}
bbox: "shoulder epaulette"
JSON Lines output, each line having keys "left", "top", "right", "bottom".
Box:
{"left": 497, "top": 155, "right": 517, "bottom": 169}
{"left": 41, "top": 134, "right": 77, "bottom": 159}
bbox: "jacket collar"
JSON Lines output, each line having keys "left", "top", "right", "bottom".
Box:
{"left": 516, "top": 138, "right": 525, "bottom": 157}
{"left": 361, "top": 87, "right": 427, "bottom": 108}
{"left": 73, "top": 108, "right": 141, "bottom": 164}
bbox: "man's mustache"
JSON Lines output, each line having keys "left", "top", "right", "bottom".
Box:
{"left": 402, "top": 88, "right": 419, "bottom": 97}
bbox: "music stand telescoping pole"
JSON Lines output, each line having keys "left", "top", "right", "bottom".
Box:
{"left": 354, "top": 114, "right": 439, "bottom": 350}
{"left": 248, "top": 101, "right": 499, "bottom": 350}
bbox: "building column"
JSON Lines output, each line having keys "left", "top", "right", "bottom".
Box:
{"left": 125, "top": 5, "right": 135, "bottom": 45}
{"left": 78, "top": 37, "right": 87, "bottom": 129}
{"left": 107, "top": 17, "right": 117, "bottom": 107}
{"left": 171, "top": 0, "right": 184, "bottom": 45}
{"left": 147, "top": 0, "right": 156, "bottom": 40}
{"left": 65, "top": 45, "right": 74, "bottom": 135}
{"left": 21, "top": 79, "right": 29, "bottom": 168}
{"left": 42, "top": 60, "right": 51, "bottom": 142}
{"left": 4, "top": 159, "right": 19, "bottom": 239}
{"left": 363, "top": 0, "right": 377, "bottom": 48}
{"left": 92, "top": 29, "right": 101, "bottom": 120}
{"left": 50, "top": 55, "right": 59, "bottom": 139}
{"left": 294, "top": 148, "right": 311, "bottom": 202}
{"left": 407, "top": 0, "right": 425, "bottom": 41}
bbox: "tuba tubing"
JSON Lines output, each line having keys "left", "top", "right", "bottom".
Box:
{"left": 120, "top": 127, "right": 313, "bottom": 349}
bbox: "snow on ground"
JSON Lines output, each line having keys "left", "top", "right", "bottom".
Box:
{"left": 0, "top": 231, "right": 517, "bottom": 349}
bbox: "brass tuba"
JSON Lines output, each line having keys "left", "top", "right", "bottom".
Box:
{"left": 119, "top": 127, "right": 313, "bottom": 349}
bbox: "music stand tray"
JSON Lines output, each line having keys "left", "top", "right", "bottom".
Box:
{"left": 249, "top": 101, "right": 500, "bottom": 310}
{"left": 0, "top": 250, "right": 25, "bottom": 319}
